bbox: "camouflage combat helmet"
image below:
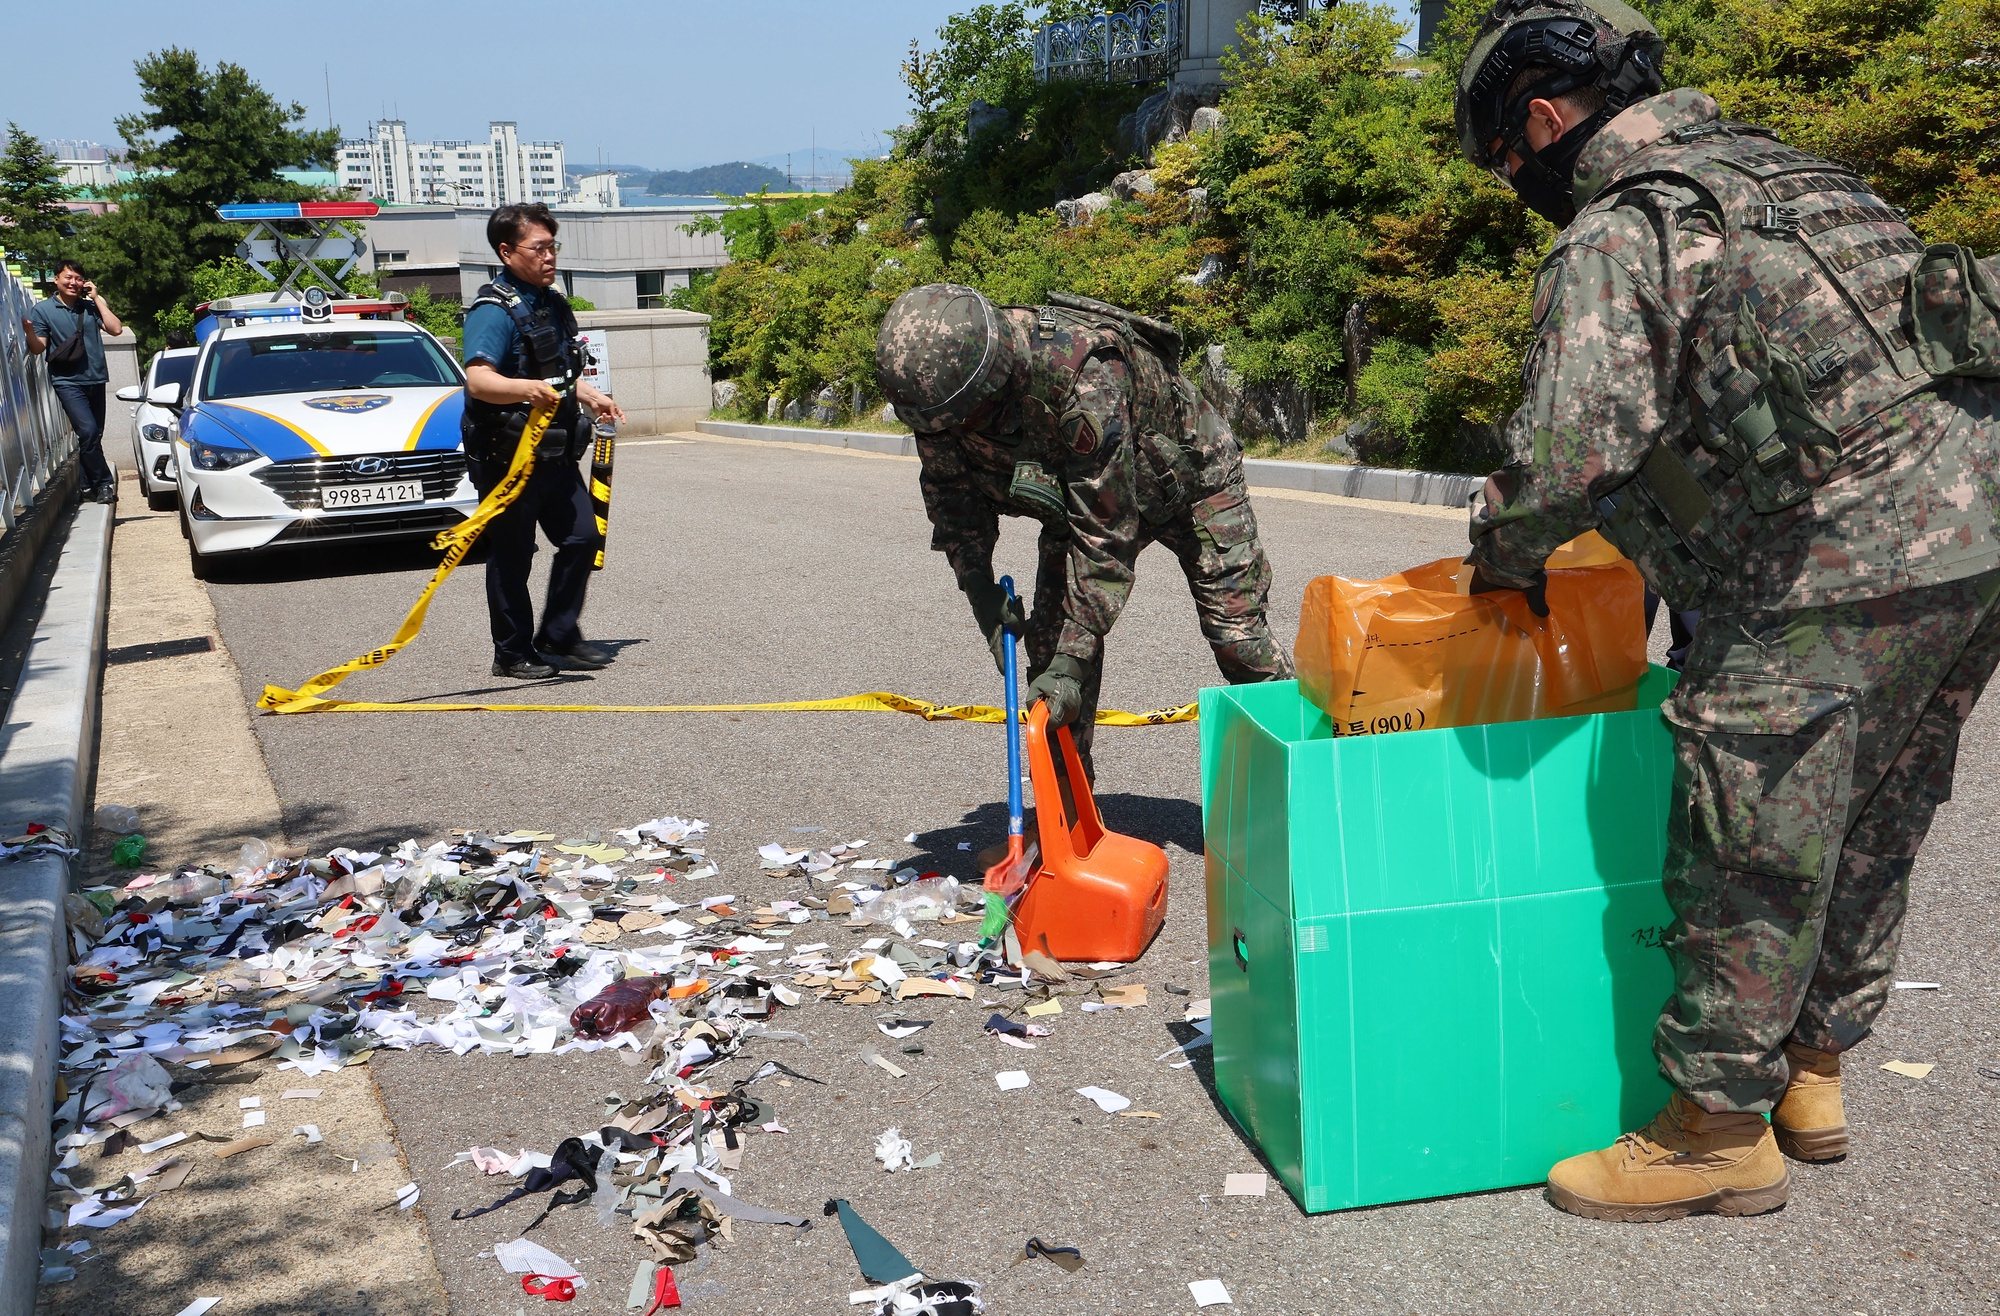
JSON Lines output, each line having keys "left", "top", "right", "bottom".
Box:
{"left": 1456, "top": 0, "right": 1664, "bottom": 225}
{"left": 875, "top": 283, "right": 1023, "bottom": 434}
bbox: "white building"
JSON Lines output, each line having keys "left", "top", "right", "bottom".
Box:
{"left": 566, "top": 170, "right": 624, "bottom": 210}
{"left": 337, "top": 120, "right": 567, "bottom": 208}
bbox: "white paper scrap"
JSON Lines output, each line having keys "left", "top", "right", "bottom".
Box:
{"left": 995, "top": 1070, "right": 1031, "bottom": 1091}
{"left": 1189, "top": 1279, "right": 1233, "bottom": 1307}
{"left": 1892, "top": 981, "right": 1941, "bottom": 990}
{"left": 1075, "top": 1085, "right": 1131, "bottom": 1113}
{"left": 172, "top": 1299, "right": 223, "bottom": 1316}
{"left": 280, "top": 1088, "right": 322, "bottom": 1100}
{"left": 238, "top": 1096, "right": 262, "bottom": 1110}
{"left": 137, "top": 1132, "right": 188, "bottom": 1154}
{"left": 395, "top": 1182, "right": 420, "bottom": 1209}
{"left": 242, "top": 1111, "right": 267, "bottom": 1129}
{"left": 295, "top": 1124, "right": 323, "bottom": 1144}
{"left": 1223, "top": 1173, "right": 1267, "bottom": 1197}
{"left": 494, "top": 1237, "right": 583, "bottom": 1281}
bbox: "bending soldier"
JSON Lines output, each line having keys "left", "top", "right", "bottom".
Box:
{"left": 875, "top": 284, "right": 1292, "bottom": 768}
{"left": 1458, "top": 0, "right": 2000, "bottom": 1221}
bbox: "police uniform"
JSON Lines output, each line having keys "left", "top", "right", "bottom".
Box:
{"left": 461, "top": 273, "right": 598, "bottom": 667}
{"left": 1468, "top": 87, "right": 2000, "bottom": 1116}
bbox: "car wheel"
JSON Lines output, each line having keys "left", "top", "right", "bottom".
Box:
{"left": 147, "top": 486, "right": 177, "bottom": 513}
{"left": 177, "top": 501, "right": 191, "bottom": 539}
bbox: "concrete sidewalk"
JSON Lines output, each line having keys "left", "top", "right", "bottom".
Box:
{"left": 694, "top": 418, "right": 1483, "bottom": 509}
{"left": 0, "top": 503, "right": 111, "bottom": 1313}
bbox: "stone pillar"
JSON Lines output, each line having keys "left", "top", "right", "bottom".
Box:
{"left": 1172, "top": 0, "right": 1259, "bottom": 90}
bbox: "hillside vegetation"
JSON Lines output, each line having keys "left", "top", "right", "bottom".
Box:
{"left": 675, "top": 0, "right": 1999, "bottom": 473}
{"left": 647, "top": 162, "right": 790, "bottom": 195}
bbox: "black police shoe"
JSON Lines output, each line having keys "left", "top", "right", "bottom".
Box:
{"left": 493, "top": 655, "right": 558, "bottom": 680}
{"left": 93, "top": 483, "right": 117, "bottom": 505}
{"left": 538, "top": 638, "right": 613, "bottom": 670}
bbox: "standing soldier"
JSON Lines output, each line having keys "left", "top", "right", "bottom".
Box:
{"left": 1457, "top": 0, "right": 2000, "bottom": 1221}
{"left": 875, "top": 284, "right": 1292, "bottom": 768}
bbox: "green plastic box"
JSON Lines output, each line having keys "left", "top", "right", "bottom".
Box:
{"left": 1199, "top": 670, "right": 1679, "bottom": 1213}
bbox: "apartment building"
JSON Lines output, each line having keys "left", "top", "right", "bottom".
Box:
{"left": 337, "top": 120, "right": 568, "bottom": 207}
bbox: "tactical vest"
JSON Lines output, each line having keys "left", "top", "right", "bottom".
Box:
{"left": 462, "top": 278, "right": 585, "bottom": 452}
{"left": 1584, "top": 121, "right": 1956, "bottom": 608}
{"left": 1010, "top": 292, "right": 1203, "bottom": 525}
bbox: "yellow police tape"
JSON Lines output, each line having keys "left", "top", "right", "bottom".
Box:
{"left": 256, "top": 400, "right": 1197, "bottom": 726}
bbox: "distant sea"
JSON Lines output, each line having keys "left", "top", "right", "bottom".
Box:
{"left": 619, "top": 191, "right": 735, "bottom": 208}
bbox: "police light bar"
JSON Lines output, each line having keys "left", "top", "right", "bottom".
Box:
{"left": 216, "top": 201, "right": 380, "bottom": 221}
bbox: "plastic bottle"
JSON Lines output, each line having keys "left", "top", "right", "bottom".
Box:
{"left": 153, "top": 872, "right": 225, "bottom": 904}
{"left": 110, "top": 834, "right": 148, "bottom": 868}
{"left": 94, "top": 804, "right": 140, "bottom": 833}
{"left": 235, "top": 839, "right": 274, "bottom": 876}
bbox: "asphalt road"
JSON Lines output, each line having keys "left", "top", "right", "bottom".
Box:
{"left": 198, "top": 435, "right": 2000, "bottom": 1315}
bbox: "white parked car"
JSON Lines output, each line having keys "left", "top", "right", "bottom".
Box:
{"left": 116, "top": 347, "right": 198, "bottom": 510}
{"left": 167, "top": 291, "right": 474, "bottom": 579}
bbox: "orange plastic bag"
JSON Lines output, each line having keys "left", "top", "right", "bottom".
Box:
{"left": 1294, "top": 533, "right": 1647, "bottom": 736}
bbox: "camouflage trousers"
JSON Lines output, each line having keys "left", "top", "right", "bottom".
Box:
{"left": 1023, "top": 476, "right": 1293, "bottom": 763}
{"left": 1656, "top": 570, "right": 2000, "bottom": 1113}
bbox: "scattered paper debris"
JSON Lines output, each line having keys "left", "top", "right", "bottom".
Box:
{"left": 394, "top": 1182, "right": 420, "bottom": 1209}
{"left": 1075, "top": 1086, "right": 1131, "bottom": 1114}
{"left": 875, "top": 1128, "right": 915, "bottom": 1172}
{"left": 294, "top": 1124, "right": 322, "bottom": 1144}
{"left": 280, "top": 1088, "right": 321, "bottom": 1100}
{"left": 995, "top": 1070, "right": 1031, "bottom": 1091}
{"left": 1881, "top": 1060, "right": 1935, "bottom": 1079}
{"left": 1223, "top": 1173, "right": 1267, "bottom": 1197}
{"left": 241, "top": 1110, "right": 266, "bottom": 1129}
{"left": 1892, "top": 981, "right": 1941, "bottom": 990}
{"left": 171, "top": 1300, "right": 223, "bottom": 1316}
{"left": 1025, "top": 998, "right": 1063, "bottom": 1019}
{"left": 864, "top": 1050, "right": 909, "bottom": 1080}
{"left": 1189, "top": 1278, "right": 1233, "bottom": 1307}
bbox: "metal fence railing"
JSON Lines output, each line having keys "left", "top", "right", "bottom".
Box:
{"left": 1034, "top": 0, "right": 1182, "bottom": 85}
{"left": 0, "top": 262, "right": 78, "bottom": 534}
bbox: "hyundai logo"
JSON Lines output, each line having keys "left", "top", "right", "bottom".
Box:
{"left": 348, "top": 456, "right": 393, "bottom": 477}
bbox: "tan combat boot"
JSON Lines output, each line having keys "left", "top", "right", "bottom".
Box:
{"left": 1546, "top": 1092, "right": 1790, "bottom": 1222}
{"left": 1772, "top": 1041, "right": 1848, "bottom": 1161}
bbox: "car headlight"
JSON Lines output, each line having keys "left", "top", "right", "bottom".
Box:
{"left": 187, "top": 434, "right": 258, "bottom": 471}
{"left": 141, "top": 423, "right": 172, "bottom": 445}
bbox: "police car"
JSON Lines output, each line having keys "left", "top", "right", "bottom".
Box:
{"left": 168, "top": 286, "right": 473, "bottom": 578}
{"left": 115, "top": 346, "right": 197, "bottom": 510}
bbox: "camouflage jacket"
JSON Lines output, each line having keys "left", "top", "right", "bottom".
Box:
{"left": 1470, "top": 88, "right": 2000, "bottom": 614}
{"left": 917, "top": 305, "right": 1244, "bottom": 661}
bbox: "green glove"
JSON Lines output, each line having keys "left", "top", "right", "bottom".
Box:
{"left": 964, "top": 579, "right": 1028, "bottom": 675}
{"left": 1028, "top": 654, "right": 1088, "bottom": 725}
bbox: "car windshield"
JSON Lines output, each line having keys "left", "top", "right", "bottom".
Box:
{"left": 153, "top": 354, "right": 196, "bottom": 392}
{"left": 201, "top": 331, "right": 460, "bottom": 400}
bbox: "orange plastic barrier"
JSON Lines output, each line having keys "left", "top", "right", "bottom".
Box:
{"left": 1009, "top": 701, "right": 1169, "bottom": 963}
{"left": 1294, "top": 533, "right": 1647, "bottom": 736}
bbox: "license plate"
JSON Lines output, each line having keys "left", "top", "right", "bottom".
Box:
{"left": 322, "top": 480, "right": 424, "bottom": 509}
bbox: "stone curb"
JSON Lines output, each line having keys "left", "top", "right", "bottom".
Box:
{"left": 693, "top": 420, "right": 1479, "bottom": 509}
{"left": 0, "top": 502, "right": 111, "bottom": 1313}
{"left": 0, "top": 460, "right": 81, "bottom": 635}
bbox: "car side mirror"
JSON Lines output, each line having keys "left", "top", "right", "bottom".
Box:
{"left": 147, "top": 382, "right": 184, "bottom": 409}
{"left": 115, "top": 384, "right": 144, "bottom": 402}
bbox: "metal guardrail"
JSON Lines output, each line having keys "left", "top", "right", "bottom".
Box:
{"left": 1034, "top": 0, "right": 1182, "bottom": 84}
{"left": 0, "top": 264, "right": 78, "bottom": 533}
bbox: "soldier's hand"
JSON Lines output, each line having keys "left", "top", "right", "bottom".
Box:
{"left": 966, "top": 580, "right": 1027, "bottom": 676}
{"left": 1028, "top": 655, "right": 1088, "bottom": 726}
{"left": 1466, "top": 558, "right": 1550, "bottom": 619}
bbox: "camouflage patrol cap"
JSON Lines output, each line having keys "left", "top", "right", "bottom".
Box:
{"left": 875, "top": 283, "right": 1021, "bottom": 434}
{"left": 1456, "top": 0, "right": 1663, "bottom": 168}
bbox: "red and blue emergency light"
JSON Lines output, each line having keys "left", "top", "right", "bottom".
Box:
{"left": 216, "top": 201, "right": 380, "bottom": 222}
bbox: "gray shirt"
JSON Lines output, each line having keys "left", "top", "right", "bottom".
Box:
{"left": 30, "top": 296, "right": 107, "bottom": 385}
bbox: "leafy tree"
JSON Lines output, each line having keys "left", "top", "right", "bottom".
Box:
{"left": 83, "top": 48, "right": 339, "bottom": 348}
{"left": 0, "top": 124, "right": 80, "bottom": 278}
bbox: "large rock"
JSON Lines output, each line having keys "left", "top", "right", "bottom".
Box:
{"left": 1182, "top": 254, "right": 1225, "bottom": 288}
{"left": 1117, "top": 85, "right": 1209, "bottom": 159}
{"left": 766, "top": 394, "right": 783, "bottom": 421}
{"left": 880, "top": 403, "right": 901, "bottom": 428}
{"left": 966, "top": 99, "right": 1012, "bottom": 140}
{"left": 1186, "top": 186, "right": 1211, "bottom": 226}
{"left": 1110, "top": 169, "right": 1157, "bottom": 201}
{"left": 1197, "top": 343, "right": 1311, "bottom": 445}
{"left": 713, "top": 379, "right": 740, "bottom": 412}
{"left": 1190, "top": 105, "right": 1226, "bottom": 137}
{"left": 1055, "top": 192, "right": 1114, "bottom": 229}
{"left": 1342, "top": 299, "right": 1377, "bottom": 412}
{"left": 782, "top": 399, "right": 805, "bottom": 424}
{"left": 811, "top": 386, "right": 843, "bottom": 425}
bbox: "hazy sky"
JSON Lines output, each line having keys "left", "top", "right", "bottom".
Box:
{"left": 10, "top": 0, "right": 1420, "bottom": 171}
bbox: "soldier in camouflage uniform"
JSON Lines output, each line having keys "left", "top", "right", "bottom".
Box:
{"left": 875, "top": 284, "right": 1291, "bottom": 768}
{"left": 1458, "top": 0, "right": 2000, "bottom": 1221}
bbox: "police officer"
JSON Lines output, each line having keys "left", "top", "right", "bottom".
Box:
{"left": 875, "top": 284, "right": 1292, "bottom": 769}
{"left": 1457, "top": 0, "right": 2000, "bottom": 1221}
{"left": 462, "top": 203, "right": 625, "bottom": 679}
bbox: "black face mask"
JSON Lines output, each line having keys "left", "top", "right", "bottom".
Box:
{"left": 1503, "top": 107, "right": 1614, "bottom": 228}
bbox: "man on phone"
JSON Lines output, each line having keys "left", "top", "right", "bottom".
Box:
{"left": 22, "top": 259, "right": 124, "bottom": 504}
